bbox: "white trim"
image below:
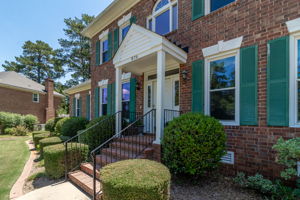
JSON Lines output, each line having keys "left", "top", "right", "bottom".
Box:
{"left": 118, "top": 12, "right": 132, "bottom": 26}
{"left": 204, "top": 0, "right": 236, "bottom": 15}
{"left": 286, "top": 17, "right": 300, "bottom": 34}
{"left": 204, "top": 50, "right": 240, "bottom": 126}
{"left": 203, "top": 37, "right": 243, "bottom": 58}
{"left": 100, "top": 36, "right": 109, "bottom": 65}
{"left": 32, "top": 93, "right": 40, "bottom": 103}
{"left": 122, "top": 72, "right": 132, "bottom": 80}
{"left": 99, "top": 86, "right": 108, "bottom": 116}
{"left": 289, "top": 32, "right": 300, "bottom": 126}
{"left": 99, "top": 29, "right": 109, "bottom": 40}
{"left": 75, "top": 98, "right": 80, "bottom": 117}
{"left": 75, "top": 93, "right": 80, "bottom": 99}
{"left": 98, "top": 79, "right": 109, "bottom": 87}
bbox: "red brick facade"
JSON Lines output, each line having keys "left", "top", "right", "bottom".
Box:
{"left": 79, "top": 0, "right": 300, "bottom": 178}
{"left": 0, "top": 86, "right": 62, "bottom": 123}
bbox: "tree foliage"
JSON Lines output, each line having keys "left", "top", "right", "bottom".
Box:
{"left": 58, "top": 14, "right": 94, "bottom": 87}
{"left": 2, "top": 40, "right": 64, "bottom": 83}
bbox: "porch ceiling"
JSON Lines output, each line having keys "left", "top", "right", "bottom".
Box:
{"left": 113, "top": 24, "right": 187, "bottom": 75}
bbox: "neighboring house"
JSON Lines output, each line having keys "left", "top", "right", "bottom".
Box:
{"left": 65, "top": 79, "right": 91, "bottom": 120}
{"left": 69, "top": 0, "right": 300, "bottom": 178}
{"left": 0, "top": 71, "right": 64, "bottom": 123}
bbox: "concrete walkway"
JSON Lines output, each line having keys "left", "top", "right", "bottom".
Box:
{"left": 16, "top": 181, "right": 90, "bottom": 200}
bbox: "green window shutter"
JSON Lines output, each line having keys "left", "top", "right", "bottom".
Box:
{"left": 94, "top": 88, "right": 100, "bottom": 118}
{"left": 112, "top": 82, "right": 116, "bottom": 113}
{"left": 240, "top": 45, "right": 258, "bottom": 125}
{"left": 72, "top": 97, "right": 76, "bottom": 117}
{"left": 108, "top": 32, "right": 113, "bottom": 60}
{"left": 130, "top": 78, "right": 137, "bottom": 122}
{"left": 192, "top": 0, "right": 204, "bottom": 20}
{"left": 79, "top": 97, "right": 82, "bottom": 117}
{"left": 192, "top": 60, "right": 204, "bottom": 113}
{"left": 86, "top": 94, "right": 90, "bottom": 120}
{"left": 96, "top": 41, "right": 101, "bottom": 66}
{"left": 107, "top": 84, "right": 113, "bottom": 115}
{"left": 113, "top": 28, "right": 119, "bottom": 54}
{"left": 267, "top": 36, "right": 289, "bottom": 126}
{"left": 130, "top": 16, "right": 137, "bottom": 25}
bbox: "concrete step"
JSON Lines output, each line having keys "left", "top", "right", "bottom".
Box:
{"left": 68, "top": 170, "right": 102, "bottom": 199}
{"left": 80, "top": 163, "right": 100, "bottom": 179}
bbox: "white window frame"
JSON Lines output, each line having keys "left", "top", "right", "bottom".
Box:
{"left": 75, "top": 97, "right": 80, "bottom": 117}
{"left": 118, "top": 13, "right": 132, "bottom": 43}
{"left": 172, "top": 77, "right": 180, "bottom": 110}
{"left": 204, "top": 49, "right": 240, "bottom": 126}
{"left": 99, "top": 29, "right": 109, "bottom": 65}
{"left": 289, "top": 32, "right": 300, "bottom": 127}
{"left": 32, "top": 93, "right": 39, "bottom": 103}
{"left": 204, "top": 0, "right": 236, "bottom": 15}
{"left": 147, "top": 0, "right": 178, "bottom": 35}
{"left": 99, "top": 85, "right": 108, "bottom": 116}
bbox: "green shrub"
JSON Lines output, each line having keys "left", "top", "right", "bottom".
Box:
{"left": 273, "top": 137, "right": 300, "bottom": 180}
{"left": 4, "top": 126, "right": 29, "bottom": 136}
{"left": 54, "top": 117, "right": 70, "bottom": 135}
{"left": 0, "top": 112, "right": 24, "bottom": 130}
{"left": 80, "top": 116, "right": 115, "bottom": 151}
{"left": 33, "top": 132, "right": 51, "bottom": 148}
{"left": 32, "top": 131, "right": 50, "bottom": 140}
{"left": 162, "top": 113, "right": 226, "bottom": 176}
{"left": 39, "top": 137, "right": 63, "bottom": 156}
{"left": 101, "top": 159, "right": 171, "bottom": 200}
{"left": 4, "top": 127, "right": 15, "bottom": 135}
{"left": 44, "top": 143, "right": 88, "bottom": 179}
{"left": 61, "top": 117, "right": 88, "bottom": 137}
{"left": 46, "top": 117, "right": 63, "bottom": 133}
{"left": 24, "top": 114, "right": 39, "bottom": 131}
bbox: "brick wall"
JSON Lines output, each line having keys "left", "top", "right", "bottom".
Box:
{"left": 0, "top": 86, "right": 62, "bottom": 123}
{"left": 87, "top": 0, "right": 300, "bottom": 177}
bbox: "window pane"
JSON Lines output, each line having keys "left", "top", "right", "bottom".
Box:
{"left": 147, "top": 85, "right": 152, "bottom": 108}
{"left": 172, "top": 4, "right": 178, "bottom": 31}
{"left": 211, "top": 0, "right": 235, "bottom": 12}
{"left": 122, "top": 82, "right": 130, "bottom": 101}
{"left": 174, "top": 80, "right": 179, "bottom": 106}
{"left": 102, "top": 88, "right": 108, "bottom": 104}
{"left": 102, "top": 104, "right": 107, "bottom": 116}
{"left": 122, "top": 25, "right": 130, "bottom": 40}
{"left": 155, "top": 0, "right": 169, "bottom": 11}
{"left": 210, "top": 56, "right": 235, "bottom": 90}
{"left": 103, "top": 40, "right": 108, "bottom": 51}
{"left": 103, "top": 52, "right": 109, "bottom": 63}
{"left": 155, "top": 10, "right": 170, "bottom": 35}
{"left": 210, "top": 89, "right": 235, "bottom": 120}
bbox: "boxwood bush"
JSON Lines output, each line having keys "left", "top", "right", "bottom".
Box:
{"left": 45, "top": 117, "right": 63, "bottom": 133}
{"left": 33, "top": 132, "right": 51, "bottom": 148}
{"left": 162, "top": 113, "right": 227, "bottom": 176}
{"left": 32, "top": 131, "right": 50, "bottom": 140}
{"left": 101, "top": 159, "right": 171, "bottom": 200}
{"left": 61, "top": 117, "right": 88, "bottom": 137}
{"left": 23, "top": 114, "right": 39, "bottom": 131}
{"left": 80, "top": 116, "right": 115, "bottom": 151}
{"left": 39, "top": 137, "right": 63, "bottom": 156}
{"left": 44, "top": 143, "right": 88, "bottom": 179}
{"left": 54, "top": 117, "right": 69, "bottom": 135}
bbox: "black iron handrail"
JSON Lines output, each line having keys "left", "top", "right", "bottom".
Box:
{"left": 90, "top": 109, "right": 156, "bottom": 200}
{"left": 64, "top": 111, "right": 122, "bottom": 180}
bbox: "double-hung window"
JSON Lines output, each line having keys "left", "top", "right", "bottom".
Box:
{"left": 122, "top": 82, "right": 130, "bottom": 119}
{"left": 32, "top": 93, "right": 39, "bottom": 103}
{"left": 102, "top": 39, "right": 109, "bottom": 63}
{"left": 204, "top": 50, "right": 240, "bottom": 125}
{"left": 100, "top": 87, "right": 108, "bottom": 116}
{"left": 121, "top": 24, "right": 130, "bottom": 41}
{"left": 147, "top": 0, "right": 178, "bottom": 35}
{"left": 76, "top": 98, "right": 80, "bottom": 117}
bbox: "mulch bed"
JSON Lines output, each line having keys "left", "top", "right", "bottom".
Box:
{"left": 170, "top": 175, "right": 263, "bottom": 200}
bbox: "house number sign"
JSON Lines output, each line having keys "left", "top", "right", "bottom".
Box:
{"left": 131, "top": 55, "right": 138, "bottom": 61}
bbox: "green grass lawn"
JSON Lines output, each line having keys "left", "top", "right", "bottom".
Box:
{"left": 0, "top": 135, "right": 30, "bottom": 200}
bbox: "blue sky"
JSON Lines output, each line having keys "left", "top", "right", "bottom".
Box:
{"left": 0, "top": 0, "right": 113, "bottom": 83}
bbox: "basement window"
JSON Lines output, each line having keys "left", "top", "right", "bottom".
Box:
{"left": 32, "top": 93, "right": 39, "bottom": 103}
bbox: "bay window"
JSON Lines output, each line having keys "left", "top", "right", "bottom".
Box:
{"left": 147, "top": 0, "right": 178, "bottom": 35}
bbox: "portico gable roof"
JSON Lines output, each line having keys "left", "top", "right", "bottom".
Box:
{"left": 113, "top": 24, "right": 187, "bottom": 74}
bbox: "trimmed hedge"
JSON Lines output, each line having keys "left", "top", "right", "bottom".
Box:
{"left": 162, "top": 113, "right": 227, "bottom": 176}
{"left": 44, "top": 143, "right": 89, "bottom": 179}
{"left": 45, "top": 117, "right": 63, "bottom": 133}
{"left": 32, "top": 131, "right": 50, "bottom": 140}
{"left": 101, "top": 159, "right": 171, "bottom": 200}
{"left": 54, "top": 117, "right": 70, "bottom": 134}
{"left": 39, "top": 137, "right": 63, "bottom": 156}
{"left": 60, "top": 117, "right": 88, "bottom": 137}
{"left": 33, "top": 132, "right": 51, "bottom": 148}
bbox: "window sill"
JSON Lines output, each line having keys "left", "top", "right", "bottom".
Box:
{"left": 221, "top": 121, "right": 239, "bottom": 126}
{"left": 289, "top": 124, "right": 300, "bottom": 128}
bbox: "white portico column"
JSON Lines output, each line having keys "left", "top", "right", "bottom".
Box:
{"left": 115, "top": 67, "right": 122, "bottom": 134}
{"left": 155, "top": 50, "right": 166, "bottom": 144}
